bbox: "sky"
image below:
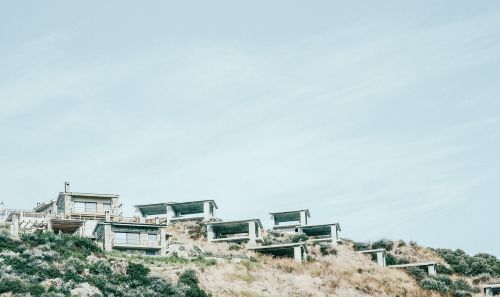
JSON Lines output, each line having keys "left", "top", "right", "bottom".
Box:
{"left": 1, "top": 1, "right": 499, "bottom": 256}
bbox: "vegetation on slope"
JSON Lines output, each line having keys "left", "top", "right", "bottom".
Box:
{"left": 0, "top": 232, "right": 211, "bottom": 297}
{"left": 354, "top": 239, "right": 500, "bottom": 297}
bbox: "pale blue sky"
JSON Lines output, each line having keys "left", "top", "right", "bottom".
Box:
{"left": 1, "top": 1, "right": 499, "bottom": 256}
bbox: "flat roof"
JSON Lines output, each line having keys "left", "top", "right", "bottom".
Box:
{"left": 357, "top": 248, "right": 387, "bottom": 253}
{"left": 389, "top": 262, "right": 437, "bottom": 268}
{"left": 60, "top": 192, "right": 119, "bottom": 198}
{"left": 297, "top": 223, "right": 341, "bottom": 232}
{"left": 482, "top": 284, "right": 500, "bottom": 289}
{"left": 134, "top": 200, "right": 218, "bottom": 216}
{"left": 207, "top": 219, "right": 263, "bottom": 229}
{"left": 269, "top": 209, "right": 310, "bottom": 216}
{"left": 100, "top": 221, "right": 167, "bottom": 228}
{"left": 270, "top": 209, "right": 310, "bottom": 222}
{"left": 168, "top": 200, "right": 218, "bottom": 209}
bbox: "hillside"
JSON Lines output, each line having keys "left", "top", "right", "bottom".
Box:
{"left": 1, "top": 222, "right": 499, "bottom": 297}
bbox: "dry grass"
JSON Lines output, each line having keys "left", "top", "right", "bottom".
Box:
{"left": 154, "top": 225, "right": 484, "bottom": 297}
{"left": 189, "top": 245, "right": 448, "bottom": 297}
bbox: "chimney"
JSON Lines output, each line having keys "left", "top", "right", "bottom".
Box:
{"left": 64, "top": 182, "right": 70, "bottom": 193}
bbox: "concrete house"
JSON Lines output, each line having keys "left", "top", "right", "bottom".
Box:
{"left": 482, "top": 284, "right": 500, "bottom": 296}
{"left": 296, "top": 223, "right": 341, "bottom": 246}
{"left": 56, "top": 182, "right": 121, "bottom": 220}
{"left": 94, "top": 220, "right": 170, "bottom": 256}
{"left": 389, "top": 262, "right": 438, "bottom": 277}
{"left": 206, "top": 219, "right": 263, "bottom": 246}
{"left": 248, "top": 243, "right": 308, "bottom": 263}
{"left": 135, "top": 200, "right": 217, "bottom": 224}
{"left": 270, "top": 209, "right": 310, "bottom": 232}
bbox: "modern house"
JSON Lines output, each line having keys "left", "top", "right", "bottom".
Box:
{"left": 206, "top": 219, "right": 263, "bottom": 246}
{"left": 135, "top": 200, "right": 217, "bottom": 224}
{"left": 270, "top": 209, "right": 310, "bottom": 232}
{"left": 248, "top": 243, "right": 308, "bottom": 263}
{"left": 388, "top": 262, "right": 438, "bottom": 277}
{"left": 296, "top": 223, "right": 341, "bottom": 246}
{"left": 94, "top": 220, "right": 170, "bottom": 256}
{"left": 56, "top": 182, "right": 121, "bottom": 220}
{"left": 482, "top": 284, "right": 500, "bottom": 296}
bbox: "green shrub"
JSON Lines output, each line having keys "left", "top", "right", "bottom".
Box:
{"left": 372, "top": 239, "right": 394, "bottom": 251}
{"left": 420, "top": 278, "right": 450, "bottom": 293}
{"left": 89, "top": 261, "right": 113, "bottom": 276}
{"left": 127, "top": 262, "right": 151, "bottom": 287}
{"left": 179, "top": 269, "right": 199, "bottom": 287}
{"left": 406, "top": 267, "right": 427, "bottom": 282}
{"left": 435, "top": 275, "right": 453, "bottom": 287}
{"left": 385, "top": 253, "right": 397, "bottom": 266}
{"left": 186, "top": 285, "right": 211, "bottom": 297}
{"left": 353, "top": 242, "right": 371, "bottom": 251}
{"left": 435, "top": 248, "right": 500, "bottom": 277}
{"left": 453, "top": 279, "right": 472, "bottom": 291}
{"left": 0, "top": 278, "right": 26, "bottom": 294}
{"left": 452, "top": 291, "right": 472, "bottom": 297}
{"left": 0, "top": 234, "right": 25, "bottom": 253}
{"left": 290, "top": 233, "right": 309, "bottom": 243}
{"left": 437, "top": 264, "right": 453, "bottom": 275}
{"left": 27, "top": 283, "right": 45, "bottom": 296}
{"left": 319, "top": 243, "right": 337, "bottom": 256}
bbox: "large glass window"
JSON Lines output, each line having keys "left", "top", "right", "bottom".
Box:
{"left": 74, "top": 202, "right": 85, "bottom": 212}
{"left": 115, "top": 232, "right": 140, "bottom": 245}
{"left": 115, "top": 232, "right": 127, "bottom": 244}
{"left": 74, "top": 202, "right": 97, "bottom": 213}
{"left": 148, "top": 234, "right": 158, "bottom": 243}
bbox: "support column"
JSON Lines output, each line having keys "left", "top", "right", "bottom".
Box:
{"left": 376, "top": 251, "right": 386, "bottom": 267}
{"left": 270, "top": 214, "right": 276, "bottom": 229}
{"left": 47, "top": 218, "right": 52, "bottom": 232}
{"left": 248, "top": 221, "right": 257, "bottom": 246}
{"left": 166, "top": 205, "right": 174, "bottom": 225}
{"left": 160, "top": 228, "right": 167, "bottom": 256}
{"left": 203, "top": 202, "right": 211, "bottom": 219}
{"left": 300, "top": 211, "right": 307, "bottom": 226}
{"left": 294, "top": 246, "right": 303, "bottom": 263}
{"left": 11, "top": 214, "right": 19, "bottom": 238}
{"left": 427, "top": 264, "right": 437, "bottom": 277}
{"left": 330, "top": 225, "right": 339, "bottom": 246}
{"left": 206, "top": 225, "right": 214, "bottom": 242}
{"left": 103, "top": 224, "right": 113, "bottom": 252}
{"left": 485, "top": 288, "right": 493, "bottom": 296}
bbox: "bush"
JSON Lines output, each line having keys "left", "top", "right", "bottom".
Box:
{"left": 406, "top": 267, "right": 427, "bottom": 282}
{"left": 385, "top": 253, "right": 397, "bottom": 266}
{"left": 290, "top": 234, "right": 309, "bottom": 243}
{"left": 27, "top": 283, "right": 46, "bottom": 296}
{"left": 0, "top": 278, "right": 26, "bottom": 294}
{"left": 89, "top": 261, "right": 113, "bottom": 276}
{"left": 420, "top": 278, "right": 450, "bottom": 293}
{"left": 353, "top": 242, "right": 371, "bottom": 251}
{"left": 372, "top": 239, "right": 394, "bottom": 251}
{"left": 179, "top": 270, "right": 199, "bottom": 287}
{"left": 452, "top": 291, "right": 472, "bottom": 297}
{"left": 319, "top": 243, "right": 337, "bottom": 256}
{"left": 437, "top": 264, "right": 454, "bottom": 275}
{"left": 435, "top": 248, "right": 500, "bottom": 277}
{"left": 127, "top": 262, "right": 151, "bottom": 287}
{"left": 453, "top": 279, "right": 472, "bottom": 291}
{"left": 435, "top": 275, "right": 453, "bottom": 287}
